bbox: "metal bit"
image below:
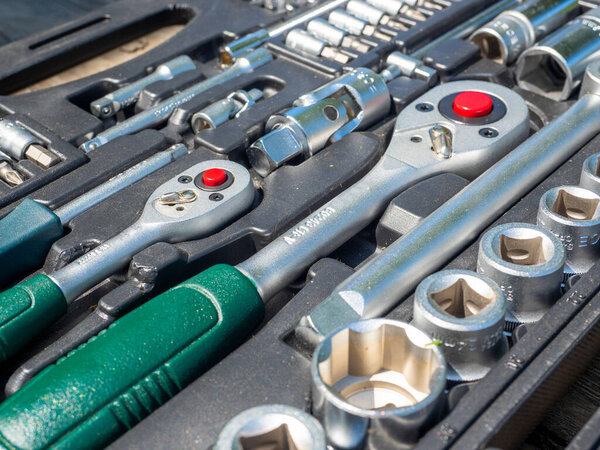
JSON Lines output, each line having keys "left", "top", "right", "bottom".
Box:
{"left": 346, "top": 0, "right": 411, "bottom": 30}
{"left": 328, "top": 9, "right": 396, "bottom": 41}
{"left": 0, "top": 119, "right": 61, "bottom": 169}
{"left": 285, "top": 29, "right": 355, "bottom": 62}
{"left": 24, "top": 144, "right": 61, "bottom": 169}
{"left": 0, "top": 160, "right": 24, "bottom": 187}
{"left": 306, "top": 18, "right": 373, "bottom": 53}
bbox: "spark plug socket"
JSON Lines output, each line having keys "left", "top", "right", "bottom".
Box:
{"left": 412, "top": 270, "right": 508, "bottom": 383}
{"left": 477, "top": 223, "right": 565, "bottom": 328}
{"left": 311, "top": 319, "right": 446, "bottom": 449}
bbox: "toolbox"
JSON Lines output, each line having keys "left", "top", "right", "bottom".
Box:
{"left": 0, "top": 0, "right": 599, "bottom": 448}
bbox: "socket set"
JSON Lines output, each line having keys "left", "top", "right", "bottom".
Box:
{"left": 0, "top": 0, "right": 599, "bottom": 448}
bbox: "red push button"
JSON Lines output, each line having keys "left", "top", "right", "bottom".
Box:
{"left": 202, "top": 168, "right": 227, "bottom": 187}
{"left": 453, "top": 91, "right": 493, "bottom": 118}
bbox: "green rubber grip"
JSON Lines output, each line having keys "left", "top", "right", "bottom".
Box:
{"left": 0, "top": 199, "right": 63, "bottom": 287}
{"left": 0, "top": 264, "right": 264, "bottom": 450}
{"left": 0, "top": 274, "right": 67, "bottom": 363}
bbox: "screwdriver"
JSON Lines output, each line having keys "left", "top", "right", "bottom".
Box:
{"left": 0, "top": 81, "right": 530, "bottom": 448}
{"left": 0, "top": 159, "right": 255, "bottom": 362}
{"left": 0, "top": 144, "right": 187, "bottom": 288}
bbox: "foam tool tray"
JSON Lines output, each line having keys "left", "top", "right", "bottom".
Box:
{"left": 0, "top": 0, "right": 597, "bottom": 449}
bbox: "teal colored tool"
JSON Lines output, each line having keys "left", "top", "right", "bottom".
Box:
{"left": 0, "top": 144, "right": 188, "bottom": 287}
{"left": 0, "top": 159, "right": 255, "bottom": 362}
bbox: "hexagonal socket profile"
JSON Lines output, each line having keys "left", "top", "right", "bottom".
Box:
{"left": 311, "top": 318, "right": 446, "bottom": 449}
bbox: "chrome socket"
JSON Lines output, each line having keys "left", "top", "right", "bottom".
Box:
{"left": 516, "top": 7, "right": 600, "bottom": 101}
{"left": 537, "top": 185, "right": 600, "bottom": 274}
{"left": 191, "top": 88, "right": 263, "bottom": 132}
{"left": 346, "top": 0, "right": 409, "bottom": 30}
{"left": 477, "top": 223, "right": 565, "bottom": 327}
{"left": 285, "top": 29, "right": 354, "bottom": 63}
{"left": 311, "top": 318, "right": 446, "bottom": 449}
{"left": 328, "top": 9, "right": 395, "bottom": 41}
{"left": 412, "top": 270, "right": 509, "bottom": 383}
{"left": 580, "top": 153, "right": 600, "bottom": 195}
{"left": 307, "top": 18, "right": 372, "bottom": 53}
{"left": 214, "top": 404, "right": 326, "bottom": 450}
{"left": 470, "top": 0, "right": 580, "bottom": 65}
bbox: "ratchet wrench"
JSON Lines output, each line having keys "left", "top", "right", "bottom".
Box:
{"left": 0, "top": 144, "right": 187, "bottom": 287}
{"left": 0, "top": 81, "right": 529, "bottom": 449}
{"left": 0, "top": 160, "right": 255, "bottom": 362}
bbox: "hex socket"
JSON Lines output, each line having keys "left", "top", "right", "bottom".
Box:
{"left": 214, "top": 404, "right": 326, "bottom": 450}
{"left": 515, "top": 8, "right": 600, "bottom": 101}
{"left": 470, "top": 0, "right": 580, "bottom": 65}
{"left": 477, "top": 223, "right": 565, "bottom": 327}
{"left": 311, "top": 319, "right": 446, "bottom": 449}
{"left": 412, "top": 270, "right": 509, "bottom": 383}
{"left": 580, "top": 153, "right": 600, "bottom": 195}
{"left": 537, "top": 185, "right": 600, "bottom": 274}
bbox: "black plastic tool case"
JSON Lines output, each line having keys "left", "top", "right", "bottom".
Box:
{"left": 0, "top": 0, "right": 599, "bottom": 448}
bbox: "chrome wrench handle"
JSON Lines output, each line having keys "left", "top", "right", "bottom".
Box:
{"left": 50, "top": 160, "right": 255, "bottom": 302}
{"left": 238, "top": 81, "right": 530, "bottom": 300}
{"left": 302, "top": 67, "right": 600, "bottom": 340}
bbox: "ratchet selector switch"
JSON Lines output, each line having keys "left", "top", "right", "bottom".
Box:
{"left": 453, "top": 91, "right": 494, "bottom": 118}
{"left": 196, "top": 168, "right": 234, "bottom": 191}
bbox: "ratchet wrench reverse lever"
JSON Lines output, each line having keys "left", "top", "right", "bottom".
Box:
{"left": 0, "top": 81, "right": 529, "bottom": 448}
{"left": 0, "top": 160, "right": 255, "bottom": 362}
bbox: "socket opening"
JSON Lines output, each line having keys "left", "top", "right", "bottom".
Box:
{"left": 471, "top": 33, "right": 504, "bottom": 63}
{"left": 551, "top": 188, "right": 600, "bottom": 221}
{"left": 318, "top": 324, "right": 442, "bottom": 410}
{"left": 499, "top": 232, "right": 548, "bottom": 266}
{"left": 517, "top": 52, "right": 568, "bottom": 101}
{"left": 429, "top": 278, "right": 494, "bottom": 318}
{"left": 238, "top": 423, "right": 299, "bottom": 450}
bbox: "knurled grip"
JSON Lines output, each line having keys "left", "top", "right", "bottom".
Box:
{"left": 0, "top": 264, "right": 264, "bottom": 450}
{"left": 0, "top": 274, "right": 67, "bottom": 362}
{"left": 0, "top": 199, "right": 63, "bottom": 287}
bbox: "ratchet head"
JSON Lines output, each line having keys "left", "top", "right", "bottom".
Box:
{"left": 138, "top": 160, "right": 255, "bottom": 242}
{"left": 383, "top": 80, "right": 530, "bottom": 182}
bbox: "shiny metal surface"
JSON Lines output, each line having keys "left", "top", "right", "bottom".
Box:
{"left": 247, "top": 67, "right": 390, "bottom": 176}
{"left": 299, "top": 66, "right": 600, "bottom": 340}
{"left": 190, "top": 89, "right": 263, "bottom": 132}
{"left": 89, "top": 55, "right": 196, "bottom": 119}
{"left": 220, "top": 0, "right": 350, "bottom": 64}
{"left": 311, "top": 319, "right": 446, "bottom": 449}
{"left": 0, "top": 118, "right": 42, "bottom": 160}
{"left": 54, "top": 144, "right": 188, "bottom": 224}
{"left": 412, "top": 270, "right": 508, "bottom": 382}
{"left": 50, "top": 160, "right": 255, "bottom": 303}
{"left": 79, "top": 49, "right": 272, "bottom": 153}
{"left": 516, "top": 8, "right": 600, "bottom": 101}
{"left": 580, "top": 152, "right": 600, "bottom": 194}
{"left": 477, "top": 223, "right": 565, "bottom": 325}
{"left": 238, "top": 81, "right": 529, "bottom": 301}
{"left": 470, "top": 0, "right": 580, "bottom": 64}
{"left": 537, "top": 185, "right": 600, "bottom": 274}
{"left": 215, "top": 404, "right": 326, "bottom": 450}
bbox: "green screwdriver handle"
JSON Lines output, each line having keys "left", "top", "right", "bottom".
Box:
{"left": 0, "top": 264, "right": 264, "bottom": 450}
{"left": 0, "top": 199, "right": 63, "bottom": 287}
{"left": 0, "top": 274, "right": 67, "bottom": 362}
